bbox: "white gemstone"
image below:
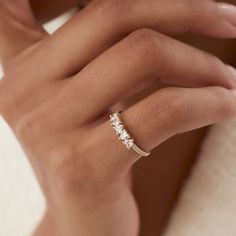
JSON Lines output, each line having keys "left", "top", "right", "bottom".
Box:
{"left": 114, "top": 123, "right": 124, "bottom": 134}
{"left": 123, "top": 139, "right": 134, "bottom": 149}
{"left": 120, "top": 130, "right": 130, "bottom": 140}
{"left": 110, "top": 115, "right": 120, "bottom": 124}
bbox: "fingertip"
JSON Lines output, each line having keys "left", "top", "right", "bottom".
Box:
{"left": 217, "top": 2, "right": 236, "bottom": 26}
{"left": 216, "top": 2, "right": 236, "bottom": 38}
{"left": 230, "top": 89, "right": 236, "bottom": 96}
{"left": 227, "top": 65, "right": 236, "bottom": 89}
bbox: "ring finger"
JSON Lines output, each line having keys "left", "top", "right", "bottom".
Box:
{"left": 54, "top": 29, "right": 236, "bottom": 123}
{"left": 88, "top": 86, "right": 236, "bottom": 178}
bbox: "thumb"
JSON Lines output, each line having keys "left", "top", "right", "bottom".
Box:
{"left": 0, "top": 0, "right": 46, "bottom": 66}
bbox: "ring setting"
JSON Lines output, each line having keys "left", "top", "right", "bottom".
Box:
{"left": 109, "top": 111, "right": 151, "bottom": 157}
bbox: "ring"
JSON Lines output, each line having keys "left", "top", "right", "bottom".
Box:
{"left": 109, "top": 111, "right": 151, "bottom": 157}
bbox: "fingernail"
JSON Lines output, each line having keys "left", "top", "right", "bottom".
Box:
{"left": 230, "top": 89, "right": 236, "bottom": 96}
{"left": 228, "top": 65, "right": 236, "bottom": 78}
{"left": 227, "top": 66, "right": 236, "bottom": 87}
{"left": 218, "top": 3, "right": 236, "bottom": 26}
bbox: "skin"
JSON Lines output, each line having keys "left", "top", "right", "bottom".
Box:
{"left": 30, "top": 0, "right": 81, "bottom": 23}
{"left": 0, "top": 0, "right": 236, "bottom": 235}
{"left": 135, "top": 40, "right": 236, "bottom": 236}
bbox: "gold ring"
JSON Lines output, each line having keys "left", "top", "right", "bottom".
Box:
{"left": 109, "top": 111, "right": 151, "bottom": 157}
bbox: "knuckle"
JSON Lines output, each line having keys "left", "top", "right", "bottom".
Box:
{"left": 15, "top": 112, "right": 42, "bottom": 144}
{"left": 127, "top": 28, "right": 160, "bottom": 61}
{"left": 49, "top": 136, "right": 116, "bottom": 195}
{"left": 50, "top": 143, "right": 81, "bottom": 172}
{"left": 49, "top": 140, "right": 93, "bottom": 189}
{"left": 50, "top": 144, "right": 79, "bottom": 179}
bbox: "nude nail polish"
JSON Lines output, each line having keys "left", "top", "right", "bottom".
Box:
{"left": 228, "top": 66, "right": 236, "bottom": 78}
{"left": 218, "top": 3, "right": 236, "bottom": 26}
{"left": 228, "top": 65, "right": 236, "bottom": 88}
{"left": 230, "top": 89, "right": 236, "bottom": 97}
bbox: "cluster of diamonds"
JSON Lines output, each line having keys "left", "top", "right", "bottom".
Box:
{"left": 110, "top": 112, "right": 134, "bottom": 150}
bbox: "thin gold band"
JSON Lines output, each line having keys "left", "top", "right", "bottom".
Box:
{"left": 109, "top": 111, "right": 151, "bottom": 157}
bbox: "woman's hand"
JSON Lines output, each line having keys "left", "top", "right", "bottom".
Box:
{"left": 1, "top": 1, "right": 236, "bottom": 235}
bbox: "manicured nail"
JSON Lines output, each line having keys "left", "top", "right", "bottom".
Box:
{"left": 227, "top": 66, "right": 236, "bottom": 89}
{"left": 230, "top": 89, "right": 236, "bottom": 96}
{"left": 218, "top": 3, "right": 236, "bottom": 26}
{"left": 228, "top": 66, "right": 236, "bottom": 87}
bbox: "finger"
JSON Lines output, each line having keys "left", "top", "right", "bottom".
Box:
{"left": 30, "top": 0, "right": 80, "bottom": 23}
{"left": 89, "top": 86, "right": 236, "bottom": 178}
{"left": 36, "top": 0, "right": 236, "bottom": 78}
{"left": 0, "top": 0, "right": 46, "bottom": 64}
{"left": 0, "top": 76, "right": 65, "bottom": 127}
{"left": 56, "top": 29, "right": 236, "bottom": 122}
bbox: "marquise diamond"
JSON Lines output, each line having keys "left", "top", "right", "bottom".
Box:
{"left": 110, "top": 115, "right": 119, "bottom": 124}
{"left": 120, "top": 130, "right": 130, "bottom": 140}
{"left": 123, "top": 139, "right": 134, "bottom": 149}
{"left": 110, "top": 113, "right": 134, "bottom": 149}
{"left": 109, "top": 111, "right": 151, "bottom": 157}
{"left": 115, "top": 123, "right": 123, "bottom": 135}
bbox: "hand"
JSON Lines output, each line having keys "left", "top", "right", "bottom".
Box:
{"left": 0, "top": 0, "right": 82, "bottom": 64}
{"left": 1, "top": 1, "right": 236, "bottom": 235}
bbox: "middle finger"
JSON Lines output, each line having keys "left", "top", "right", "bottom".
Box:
{"left": 34, "top": 0, "right": 236, "bottom": 80}
{"left": 55, "top": 29, "right": 236, "bottom": 123}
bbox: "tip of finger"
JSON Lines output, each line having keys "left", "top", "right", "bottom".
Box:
{"left": 227, "top": 65, "right": 236, "bottom": 89}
